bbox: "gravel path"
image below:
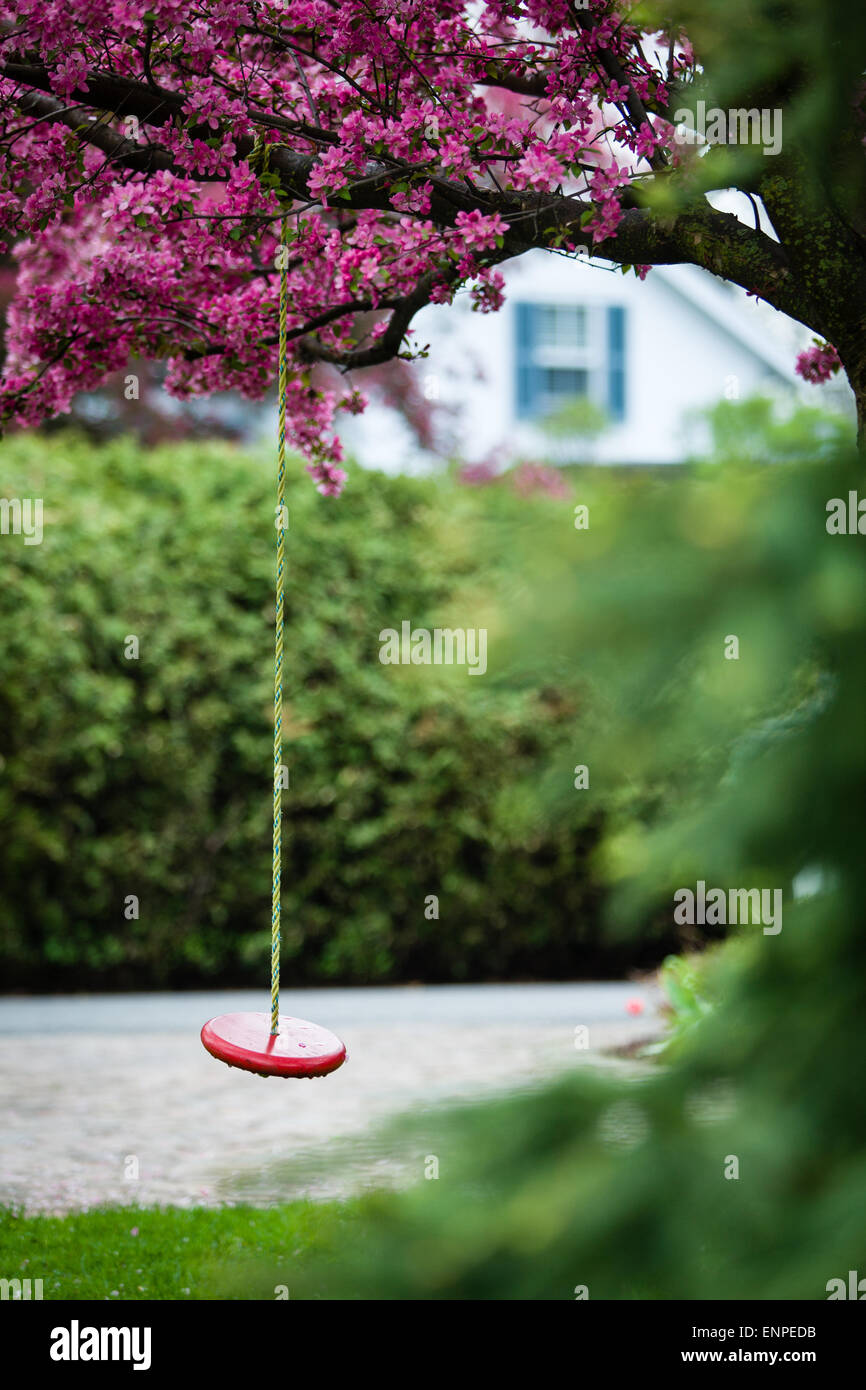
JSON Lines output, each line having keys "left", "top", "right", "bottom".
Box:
{"left": 0, "top": 984, "right": 663, "bottom": 1214}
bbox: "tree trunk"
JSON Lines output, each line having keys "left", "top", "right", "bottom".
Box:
{"left": 854, "top": 377, "right": 866, "bottom": 454}
{"left": 834, "top": 339, "right": 866, "bottom": 453}
{"left": 843, "top": 361, "right": 866, "bottom": 454}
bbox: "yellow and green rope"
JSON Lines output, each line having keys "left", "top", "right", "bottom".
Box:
{"left": 271, "top": 215, "right": 288, "bottom": 1034}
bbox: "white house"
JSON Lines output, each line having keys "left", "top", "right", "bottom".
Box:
{"left": 344, "top": 246, "right": 850, "bottom": 471}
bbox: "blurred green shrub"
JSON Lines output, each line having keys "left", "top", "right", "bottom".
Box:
{"left": 647, "top": 949, "right": 718, "bottom": 1059}
{"left": 232, "top": 428, "right": 866, "bottom": 1300}
{"left": 0, "top": 431, "right": 654, "bottom": 988}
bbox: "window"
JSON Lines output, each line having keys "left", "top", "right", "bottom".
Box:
{"left": 515, "top": 302, "right": 627, "bottom": 423}
{"left": 541, "top": 367, "right": 589, "bottom": 399}
{"left": 536, "top": 305, "right": 588, "bottom": 350}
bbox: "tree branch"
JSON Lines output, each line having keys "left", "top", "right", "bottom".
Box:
{"left": 1, "top": 62, "right": 814, "bottom": 350}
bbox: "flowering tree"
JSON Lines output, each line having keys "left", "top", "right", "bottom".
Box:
{"left": 1, "top": 1, "right": 864, "bottom": 489}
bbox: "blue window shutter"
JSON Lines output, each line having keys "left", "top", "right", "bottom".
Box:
{"left": 607, "top": 305, "right": 626, "bottom": 422}
{"left": 515, "top": 303, "right": 539, "bottom": 418}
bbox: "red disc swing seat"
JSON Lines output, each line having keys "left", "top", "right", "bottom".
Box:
{"left": 201, "top": 1011, "right": 346, "bottom": 1079}
{"left": 201, "top": 211, "right": 346, "bottom": 1081}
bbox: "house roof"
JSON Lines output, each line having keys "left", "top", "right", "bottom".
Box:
{"left": 652, "top": 263, "right": 799, "bottom": 384}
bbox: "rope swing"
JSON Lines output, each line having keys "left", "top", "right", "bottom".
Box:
{"left": 271, "top": 215, "right": 288, "bottom": 1035}
{"left": 200, "top": 209, "right": 347, "bottom": 1079}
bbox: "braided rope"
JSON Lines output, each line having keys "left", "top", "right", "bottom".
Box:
{"left": 271, "top": 215, "right": 288, "bottom": 1034}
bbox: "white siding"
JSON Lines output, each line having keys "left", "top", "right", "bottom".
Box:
{"left": 344, "top": 249, "right": 821, "bottom": 471}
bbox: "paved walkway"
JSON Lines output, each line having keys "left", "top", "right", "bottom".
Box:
{"left": 0, "top": 984, "right": 662, "bottom": 1213}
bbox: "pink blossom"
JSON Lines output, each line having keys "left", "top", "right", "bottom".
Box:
{"left": 470, "top": 268, "right": 506, "bottom": 313}
{"left": 795, "top": 342, "right": 842, "bottom": 385}
{"left": 510, "top": 462, "right": 570, "bottom": 499}
{"left": 459, "top": 461, "right": 498, "bottom": 486}
{"left": 307, "top": 459, "right": 349, "bottom": 497}
{"left": 453, "top": 210, "right": 508, "bottom": 253}
{"left": 0, "top": 1, "right": 752, "bottom": 489}
{"left": 512, "top": 146, "right": 566, "bottom": 192}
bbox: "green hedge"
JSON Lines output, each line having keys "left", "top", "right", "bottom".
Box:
{"left": 1, "top": 431, "right": 673, "bottom": 988}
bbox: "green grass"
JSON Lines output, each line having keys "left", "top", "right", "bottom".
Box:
{"left": 0, "top": 1202, "right": 355, "bottom": 1300}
